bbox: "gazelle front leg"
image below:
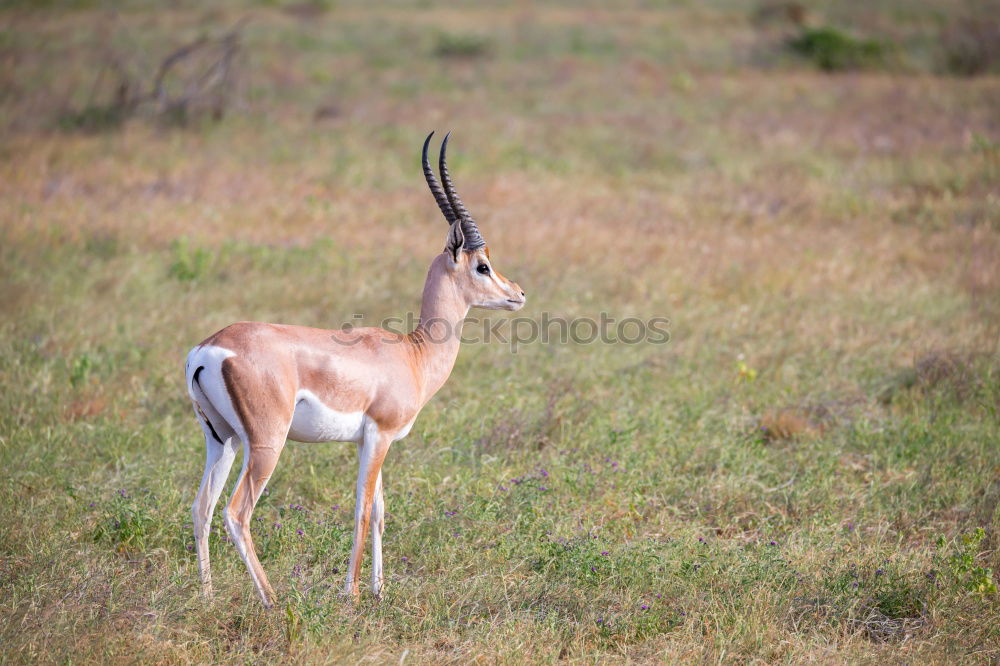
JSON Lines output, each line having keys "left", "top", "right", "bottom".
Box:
{"left": 370, "top": 470, "right": 385, "bottom": 597}
{"left": 345, "top": 424, "right": 392, "bottom": 599}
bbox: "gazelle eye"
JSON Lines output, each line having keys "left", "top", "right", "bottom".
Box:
{"left": 477, "top": 264, "right": 490, "bottom": 275}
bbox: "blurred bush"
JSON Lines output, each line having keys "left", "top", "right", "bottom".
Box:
{"left": 434, "top": 32, "right": 493, "bottom": 59}
{"left": 752, "top": 1, "right": 806, "bottom": 27}
{"left": 789, "top": 26, "right": 887, "bottom": 72}
{"left": 56, "top": 25, "right": 244, "bottom": 133}
{"left": 940, "top": 16, "right": 1000, "bottom": 76}
{"left": 57, "top": 101, "right": 133, "bottom": 133}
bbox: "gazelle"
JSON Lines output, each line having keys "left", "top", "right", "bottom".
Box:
{"left": 184, "top": 133, "right": 525, "bottom": 605}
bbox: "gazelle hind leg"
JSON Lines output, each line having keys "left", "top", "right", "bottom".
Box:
{"left": 345, "top": 424, "right": 392, "bottom": 599}
{"left": 191, "top": 417, "right": 238, "bottom": 599}
{"left": 370, "top": 470, "right": 385, "bottom": 597}
{"left": 224, "top": 435, "right": 286, "bottom": 607}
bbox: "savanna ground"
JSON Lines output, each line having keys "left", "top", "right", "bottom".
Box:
{"left": 2, "top": 1, "right": 999, "bottom": 662}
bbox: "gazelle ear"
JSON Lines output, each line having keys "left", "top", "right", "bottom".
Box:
{"left": 445, "top": 221, "right": 464, "bottom": 263}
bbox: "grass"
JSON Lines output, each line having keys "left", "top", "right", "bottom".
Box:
{"left": 1, "top": 1, "right": 999, "bottom": 662}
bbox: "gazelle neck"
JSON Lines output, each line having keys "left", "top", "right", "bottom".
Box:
{"left": 409, "top": 253, "right": 470, "bottom": 400}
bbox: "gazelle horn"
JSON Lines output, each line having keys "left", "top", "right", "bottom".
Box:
{"left": 438, "top": 132, "right": 486, "bottom": 251}
{"left": 422, "top": 131, "right": 459, "bottom": 226}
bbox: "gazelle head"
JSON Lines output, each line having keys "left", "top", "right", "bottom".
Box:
{"left": 423, "top": 132, "right": 526, "bottom": 312}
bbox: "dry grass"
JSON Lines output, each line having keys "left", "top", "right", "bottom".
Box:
{"left": 1, "top": 1, "right": 999, "bottom": 663}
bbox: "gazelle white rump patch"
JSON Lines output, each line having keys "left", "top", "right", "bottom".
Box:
{"left": 186, "top": 345, "right": 246, "bottom": 442}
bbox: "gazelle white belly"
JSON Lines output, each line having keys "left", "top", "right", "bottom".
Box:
{"left": 287, "top": 389, "right": 365, "bottom": 443}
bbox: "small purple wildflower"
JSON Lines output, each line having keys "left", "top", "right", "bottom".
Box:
{"left": 88, "top": 502, "right": 95, "bottom": 507}
{"left": 590, "top": 566, "right": 597, "bottom": 572}
{"left": 656, "top": 593, "right": 662, "bottom": 599}
{"left": 187, "top": 544, "right": 194, "bottom": 551}
{"left": 274, "top": 522, "right": 283, "bottom": 529}
{"left": 498, "top": 485, "right": 508, "bottom": 491}
{"left": 296, "top": 528, "right": 304, "bottom": 537}
{"left": 875, "top": 568, "right": 885, "bottom": 576}
{"left": 539, "top": 486, "right": 548, "bottom": 491}
{"left": 118, "top": 489, "right": 127, "bottom": 498}
{"left": 640, "top": 604, "right": 650, "bottom": 611}
{"left": 698, "top": 537, "right": 706, "bottom": 543}
{"left": 852, "top": 581, "right": 859, "bottom": 588}
{"left": 601, "top": 551, "right": 609, "bottom": 556}
{"left": 540, "top": 468, "right": 548, "bottom": 478}
{"left": 596, "top": 618, "right": 604, "bottom": 624}
{"left": 401, "top": 556, "right": 408, "bottom": 562}
{"left": 768, "top": 540, "right": 777, "bottom": 546}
